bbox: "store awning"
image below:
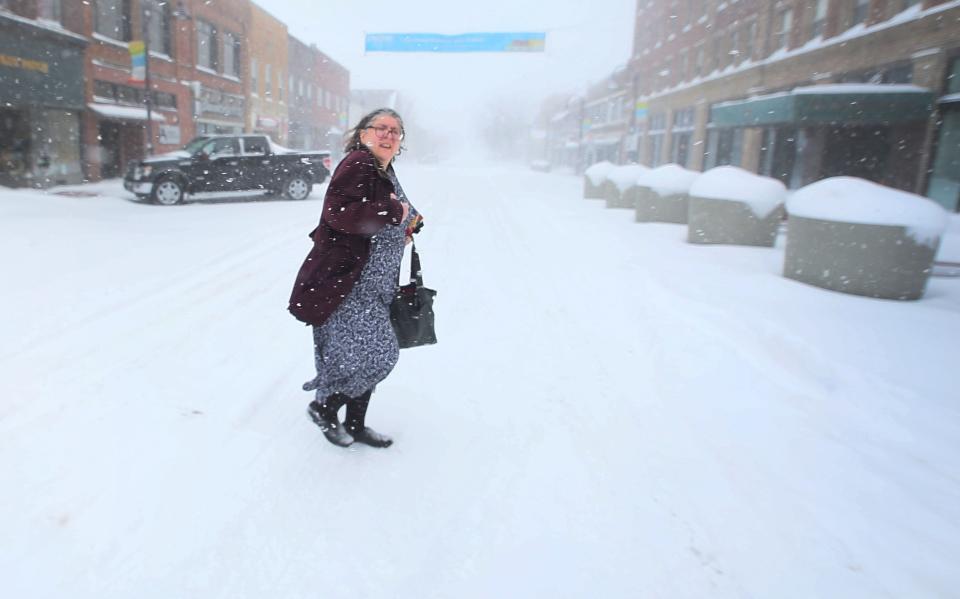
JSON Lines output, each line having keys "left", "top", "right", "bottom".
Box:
{"left": 710, "top": 84, "right": 935, "bottom": 127}
{"left": 88, "top": 102, "right": 166, "bottom": 123}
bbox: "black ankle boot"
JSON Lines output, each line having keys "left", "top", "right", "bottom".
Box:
{"left": 307, "top": 393, "right": 353, "bottom": 447}
{"left": 345, "top": 390, "right": 393, "bottom": 448}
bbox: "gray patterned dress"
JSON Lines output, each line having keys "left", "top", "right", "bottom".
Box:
{"left": 303, "top": 169, "right": 416, "bottom": 400}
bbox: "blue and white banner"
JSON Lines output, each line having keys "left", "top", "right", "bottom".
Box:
{"left": 365, "top": 32, "right": 545, "bottom": 53}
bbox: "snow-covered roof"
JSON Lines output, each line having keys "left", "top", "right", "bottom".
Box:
{"left": 787, "top": 177, "right": 948, "bottom": 247}
{"left": 690, "top": 166, "right": 786, "bottom": 218}
{"left": 87, "top": 103, "right": 167, "bottom": 123}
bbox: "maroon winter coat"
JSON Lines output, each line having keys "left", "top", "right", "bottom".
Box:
{"left": 288, "top": 148, "right": 405, "bottom": 326}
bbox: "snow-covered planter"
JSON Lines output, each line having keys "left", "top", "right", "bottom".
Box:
{"left": 784, "top": 177, "right": 948, "bottom": 300}
{"left": 605, "top": 164, "right": 649, "bottom": 209}
{"left": 687, "top": 167, "right": 787, "bottom": 246}
{"left": 583, "top": 161, "right": 614, "bottom": 199}
{"left": 634, "top": 164, "right": 700, "bottom": 224}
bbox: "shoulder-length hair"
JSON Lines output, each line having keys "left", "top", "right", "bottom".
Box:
{"left": 343, "top": 108, "right": 406, "bottom": 160}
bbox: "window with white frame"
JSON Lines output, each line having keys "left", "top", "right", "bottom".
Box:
{"left": 196, "top": 20, "right": 218, "bottom": 70}
{"left": 222, "top": 31, "right": 240, "bottom": 77}
{"left": 851, "top": 0, "right": 869, "bottom": 26}
{"left": 810, "top": 0, "right": 829, "bottom": 39}
{"left": 38, "top": 0, "right": 62, "bottom": 22}
{"left": 250, "top": 58, "right": 258, "bottom": 95}
{"left": 743, "top": 19, "right": 757, "bottom": 61}
{"left": 773, "top": 8, "right": 793, "bottom": 51}
{"left": 95, "top": 0, "right": 131, "bottom": 41}
{"left": 143, "top": 0, "right": 171, "bottom": 56}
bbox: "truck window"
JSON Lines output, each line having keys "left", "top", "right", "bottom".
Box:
{"left": 242, "top": 137, "right": 268, "bottom": 155}
{"left": 201, "top": 138, "right": 239, "bottom": 158}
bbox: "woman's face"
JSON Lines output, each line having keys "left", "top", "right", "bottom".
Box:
{"left": 359, "top": 115, "right": 403, "bottom": 167}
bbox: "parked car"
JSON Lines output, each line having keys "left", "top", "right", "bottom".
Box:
{"left": 530, "top": 159, "right": 551, "bottom": 172}
{"left": 124, "top": 135, "right": 332, "bottom": 205}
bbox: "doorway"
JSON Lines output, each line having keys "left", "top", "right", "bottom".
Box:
{"left": 98, "top": 121, "right": 122, "bottom": 178}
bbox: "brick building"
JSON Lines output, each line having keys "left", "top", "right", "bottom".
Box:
{"left": 246, "top": 2, "right": 288, "bottom": 144}
{"left": 287, "top": 38, "right": 349, "bottom": 156}
{"left": 625, "top": 0, "right": 960, "bottom": 211}
{"left": 187, "top": 0, "right": 248, "bottom": 139}
{"left": 312, "top": 48, "right": 350, "bottom": 157}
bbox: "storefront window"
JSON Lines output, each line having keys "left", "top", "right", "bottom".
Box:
{"left": 647, "top": 113, "right": 666, "bottom": 167}
{"left": 927, "top": 109, "right": 960, "bottom": 212}
{"left": 671, "top": 108, "right": 695, "bottom": 167}
{"left": 704, "top": 127, "right": 743, "bottom": 169}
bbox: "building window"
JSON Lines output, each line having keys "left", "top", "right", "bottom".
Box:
{"left": 37, "top": 0, "right": 62, "bottom": 22}
{"left": 947, "top": 56, "right": 960, "bottom": 94}
{"left": 196, "top": 20, "right": 218, "bottom": 71}
{"left": 222, "top": 31, "right": 240, "bottom": 78}
{"left": 743, "top": 19, "right": 757, "bottom": 61}
{"left": 143, "top": 0, "right": 172, "bottom": 56}
{"left": 95, "top": 0, "right": 131, "bottom": 41}
{"left": 277, "top": 72, "right": 283, "bottom": 101}
{"left": 250, "top": 58, "right": 258, "bottom": 94}
{"left": 671, "top": 108, "right": 695, "bottom": 167}
{"left": 773, "top": 8, "right": 793, "bottom": 51}
{"left": 264, "top": 63, "right": 272, "bottom": 97}
{"left": 647, "top": 113, "right": 667, "bottom": 167}
{"left": 810, "top": 0, "right": 829, "bottom": 39}
{"left": 153, "top": 91, "right": 177, "bottom": 110}
{"left": 693, "top": 43, "right": 705, "bottom": 77}
{"left": 704, "top": 127, "right": 744, "bottom": 169}
{"left": 851, "top": 0, "right": 869, "bottom": 26}
{"left": 729, "top": 26, "right": 740, "bottom": 66}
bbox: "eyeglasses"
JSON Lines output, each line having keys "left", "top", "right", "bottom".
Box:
{"left": 365, "top": 125, "right": 404, "bottom": 140}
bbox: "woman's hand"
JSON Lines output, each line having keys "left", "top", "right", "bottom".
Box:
{"left": 400, "top": 200, "right": 410, "bottom": 224}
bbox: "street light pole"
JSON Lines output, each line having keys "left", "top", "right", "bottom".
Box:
{"left": 142, "top": 3, "right": 154, "bottom": 156}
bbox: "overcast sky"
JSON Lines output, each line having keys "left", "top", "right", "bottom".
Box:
{"left": 265, "top": 0, "right": 636, "bottom": 134}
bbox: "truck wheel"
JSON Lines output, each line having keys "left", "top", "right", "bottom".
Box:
{"left": 152, "top": 176, "right": 185, "bottom": 205}
{"left": 282, "top": 174, "right": 312, "bottom": 201}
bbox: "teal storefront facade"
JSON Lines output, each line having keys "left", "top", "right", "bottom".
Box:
{"left": 0, "top": 13, "right": 87, "bottom": 187}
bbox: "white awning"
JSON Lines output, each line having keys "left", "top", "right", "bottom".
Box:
{"left": 87, "top": 103, "right": 166, "bottom": 123}
{"left": 328, "top": 126, "right": 344, "bottom": 135}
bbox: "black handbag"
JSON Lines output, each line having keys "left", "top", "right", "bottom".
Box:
{"left": 390, "top": 243, "right": 437, "bottom": 348}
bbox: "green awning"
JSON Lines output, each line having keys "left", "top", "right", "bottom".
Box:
{"left": 710, "top": 85, "right": 935, "bottom": 127}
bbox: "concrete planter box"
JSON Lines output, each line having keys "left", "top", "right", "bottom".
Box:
{"left": 783, "top": 216, "right": 939, "bottom": 300}
{"left": 601, "top": 181, "right": 620, "bottom": 205}
{"left": 583, "top": 176, "right": 605, "bottom": 199}
{"left": 607, "top": 185, "right": 639, "bottom": 209}
{"left": 635, "top": 186, "right": 689, "bottom": 223}
{"left": 687, "top": 195, "right": 783, "bottom": 246}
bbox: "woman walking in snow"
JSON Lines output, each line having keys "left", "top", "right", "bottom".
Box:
{"left": 288, "top": 108, "right": 423, "bottom": 448}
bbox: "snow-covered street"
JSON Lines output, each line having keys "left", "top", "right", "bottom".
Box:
{"left": 2, "top": 164, "right": 959, "bottom": 598}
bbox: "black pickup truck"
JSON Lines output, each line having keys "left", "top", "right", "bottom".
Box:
{"left": 124, "top": 134, "right": 332, "bottom": 205}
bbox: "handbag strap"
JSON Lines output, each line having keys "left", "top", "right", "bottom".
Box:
{"left": 408, "top": 241, "right": 424, "bottom": 286}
